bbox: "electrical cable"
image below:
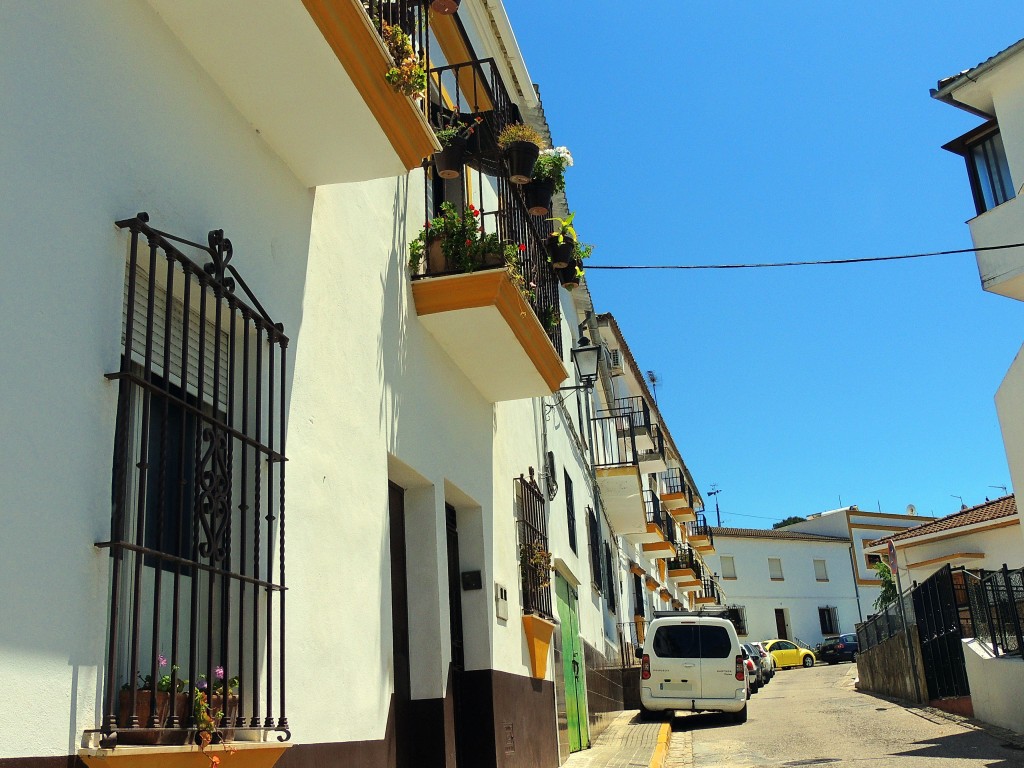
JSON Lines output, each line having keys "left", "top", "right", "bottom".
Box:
{"left": 585, "top": 241, "right": 1024, "bottom": 271}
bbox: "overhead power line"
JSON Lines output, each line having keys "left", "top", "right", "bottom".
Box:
{"left": 585, "top": 241, "right": 1024, "bottom": 271}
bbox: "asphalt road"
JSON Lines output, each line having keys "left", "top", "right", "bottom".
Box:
{"left": 665, "top": 661, "right": 1024, "bottom": 768}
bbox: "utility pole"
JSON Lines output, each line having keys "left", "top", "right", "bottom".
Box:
{"left": 707, "top": 485, "right": 722, "bottom": 527}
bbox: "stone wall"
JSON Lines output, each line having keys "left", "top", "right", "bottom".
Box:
{"left": 856, "top": 626, "right": 927, "bottom": 705}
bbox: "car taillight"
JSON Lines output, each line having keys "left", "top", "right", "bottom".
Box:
{"left": 735, "top": 655, "right": 744, "bottom": 681}
{"left": 745, "top": 659, "right": 755, "bottom": 671}
{"left": 837, "top": 643, "right": 845, "bottom": 649}
{"left": 641, "top": 654, "right": 651, "bottom": 680}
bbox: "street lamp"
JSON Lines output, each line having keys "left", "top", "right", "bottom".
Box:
{"left": 566, "top": 336, "right": 600, "bottom": 389}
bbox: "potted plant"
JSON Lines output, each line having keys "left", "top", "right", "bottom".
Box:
{"left": 381, "top": 22, "right": 426, "bottom": 98}
{"left": 497, "top": 123, "right": 544, "bottom": 185}
{"left": 557, "top": 241, "right": 593, "bottom": 289}
{"left": 194, "top": 667, "right": 240, "bottom": 749}
{"left": 410, "top": 203, "right": 520, "bottom": 274}
{"left": 546, "top": 212, "right": 577, "bottom": 268}
{"left": 432, "top": 117, "right": 483, "bottom": 180}
{"left": 430, "top": 0, "right": 460, "bottom": 13}
{"left": 118, "top": 655, "right": 190, "bottom": 744}
{"left": 525, "top": 146, "right": 572, "bottom": 216}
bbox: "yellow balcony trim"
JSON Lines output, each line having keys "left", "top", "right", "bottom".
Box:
{"left": 301, "top": 0, "right": 439, "bottom": 171}
{"left": 643, "top": 541, "right": 675, "bottom": 556}
{"left": 412, "top": 270, "right": 565, "bottom": 394}
{"left": 80, "top": 742, "right": 290, "bottom": 768}
{"left": 523, "top": 614, "right": 556, "bottom": 679}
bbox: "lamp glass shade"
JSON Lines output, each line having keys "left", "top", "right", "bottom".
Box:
{"left": 570, "top": 343, "right": 601, "bottom": 383}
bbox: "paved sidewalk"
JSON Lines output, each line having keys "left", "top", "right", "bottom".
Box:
{"left": 562, "top": 710, "right": 671, "bottom": 768}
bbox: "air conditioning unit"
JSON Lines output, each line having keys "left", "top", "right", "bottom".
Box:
{"left": 605, "top": 347, "right": 623, "bottom": 375}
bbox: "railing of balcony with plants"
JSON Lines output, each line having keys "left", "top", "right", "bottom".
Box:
{"left": 361, "top": 0, "right": 430, "bottom": 113}
{"left": 600, "top": 396, "right": 651, "bottom": 434}
{"left": 668, "top": 548, "right": 703, "bottom": 580}
{"left": 416, "top": 57, "right": 561, "bottom": 355}
{"left": 688, "top": 513, "right": 713, "bottom": 546}
{"left": 591, "top": 412, "right": 640, "bottom": 470}
{"left": 515, "top": 471, "right": 553, "bottom": 620}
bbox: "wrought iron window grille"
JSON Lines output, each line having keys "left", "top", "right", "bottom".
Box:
{"left": 97, "top": 213, "right": 290, "bottom": 747}
{"left": 515, "top": 469, "right": 553, "bottom": 621}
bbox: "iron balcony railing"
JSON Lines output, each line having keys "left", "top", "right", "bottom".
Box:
{"left": 601, "top": 396, "right": 651, "bottom": 434}
{"left": 515, "top": 472, "right": 553, "bottom": 621}
{"left": 643, "top": 490, "right": 675, "bottom": 544}
{"left": 667, "top": 548, "right": 702, "bottom": 581}
{"left": 362, "top": 0, "right": 430, "bottom": 116}
{"left": 423, "top": 58, "right": 561, "bottom": 356}
{"left": 659, "top": 466, "right": 685, "bottom": 497}
{"left": 98, "top": 214, "right": 289, "bottom": 745}
{"left": 638, "top": 425, "right": 666, "bottom": 465}
{"left": 688, "top": 513, "right": 713, "bottom": 547}
{"left": 591, "top": 412, "right": 641, "bottom": 470}
{"left": 961, "top": 565, "right": 1024, "bottom": 658}
{"left": 700, "top": 578, "right": 721, "bottom": 604}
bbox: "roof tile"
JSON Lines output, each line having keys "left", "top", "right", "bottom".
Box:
{"left": 867, "top": 495, "right": 1017, "bottom": 547}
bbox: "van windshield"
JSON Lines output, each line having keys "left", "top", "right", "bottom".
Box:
{"left": 652, "top": 625, "right": 732, "bottom": 659}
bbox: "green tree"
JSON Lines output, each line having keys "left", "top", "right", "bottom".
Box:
{"left": 873, "top": 561, "right": 898, "bottom": 610}
{"left": 772, "top": 516, "right": 806, "bottom": 529}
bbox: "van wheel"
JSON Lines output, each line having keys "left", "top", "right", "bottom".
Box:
{"left": 732, "top": 704, "right": 748, "bottom": 724}
{"left": 802, "top": 655, "right": 814, "bottom": 667}
{"left": 639, "top": 704, "right": 663, "bottom": 722}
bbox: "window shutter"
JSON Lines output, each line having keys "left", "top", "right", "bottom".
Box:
{"left": 768, "top": 557, "right": 784, "bottom": 580}
{"left": 814, "top": 559, "right": 828, "bottom": 581}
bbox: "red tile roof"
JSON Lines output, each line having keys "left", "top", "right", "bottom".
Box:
{"left": 711, "top": 527, "right": 849, "bottom": 543}
{"left": 867, "top": 495, "right": 1017, "bottom": 547}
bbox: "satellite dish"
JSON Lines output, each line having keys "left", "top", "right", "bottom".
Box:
{"left": 906, "top": 504, "right": 917, "bottom": 516}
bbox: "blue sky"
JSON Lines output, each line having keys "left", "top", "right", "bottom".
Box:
{"left": 505, "top": 3, "right": 1024, "bottom": 526}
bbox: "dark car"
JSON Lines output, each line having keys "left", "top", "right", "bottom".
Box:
{"left": 817, "top": 633, "right": 859, "bottom": 664}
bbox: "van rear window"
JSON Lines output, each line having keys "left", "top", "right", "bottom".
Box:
{"left": 652, "top": 625, "right": 732, "bottom": 659}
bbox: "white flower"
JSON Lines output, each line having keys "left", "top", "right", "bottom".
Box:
{"left": 553, "top": 146, "right": 574, "bottom": 166}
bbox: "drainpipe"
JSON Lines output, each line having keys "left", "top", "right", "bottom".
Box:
{"left": 848, "top": 544, "right": 864, "bottom": 623}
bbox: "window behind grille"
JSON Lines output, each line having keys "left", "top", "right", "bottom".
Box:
{"left": 819, "top": 606, "right": 839, "bottom": 635}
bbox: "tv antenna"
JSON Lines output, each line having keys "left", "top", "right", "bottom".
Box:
{"left": 707, "top": 484, "right": 722, "bottom": 527}
{"left": 647, "top": 370, "right": 660, "bottom": 403}
{"left": 989, "top": 485, "right": 1008, "bottom": 495}
{"left": 951, "top": 494, "right": 967, "bottom": 510}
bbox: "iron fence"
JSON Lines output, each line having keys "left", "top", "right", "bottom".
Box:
{"left": 961, "top": 565, "right": 1024, "bottom": 657}
{"left": 659, "top": 466, "right": 685, "bottom": 497}
{"left": 857, "top": 590, "right": 915, "bottom": 652}
{"left": 515, "top": 472, "right": 553, "bottom": 620}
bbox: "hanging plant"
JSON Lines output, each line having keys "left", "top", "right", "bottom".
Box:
{"left": 382, "top": 22, "right": 427, "bottom": 98}
{"left": 497, "top": 123, "right": 544, "bottom": 185}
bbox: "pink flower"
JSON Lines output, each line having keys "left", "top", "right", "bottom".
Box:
{"left": 158, "top": 654, "right": 168, "bottom": 668}
{"left": 215, "top": 666, "right": 225, "bottom": 680}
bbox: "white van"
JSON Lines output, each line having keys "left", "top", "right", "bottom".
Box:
{"left": 639, "top": 611, "right": 748, "bottom": 723}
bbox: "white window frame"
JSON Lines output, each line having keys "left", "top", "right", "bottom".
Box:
{"left": 813, "top": 558, "right": 829, "bottom": 582}
{"left": 768, "top": 557, "right": 784, "bottom": 581}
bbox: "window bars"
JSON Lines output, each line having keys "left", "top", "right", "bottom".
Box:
{"left": 98, "top": 213, "right": 289, "bottom": 745}
{"left": 586, "top": 507, "right": 603, "bottom": 593}
{"left": 516, "top": 470, "right": 553, "bottom": 621}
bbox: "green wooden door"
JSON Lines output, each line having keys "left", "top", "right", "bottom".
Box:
{"left": 555, "top": 575, "right": 590, "bottom": 752}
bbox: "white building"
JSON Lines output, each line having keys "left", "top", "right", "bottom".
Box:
{"left": 0, "top": 3, "right": 709, "bottom": 767}
{"left": 703, "top": 528, "right": 860, "bottom": 646}
{"left": 932, "top": 38, "right": 1024, "bottom": 556}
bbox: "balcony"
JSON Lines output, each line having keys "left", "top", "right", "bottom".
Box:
{"left": 637, "top": 425, "right": 667, "bottom": 475}
{"left": 660, "top": 467, "right": 697, "bottom": 523}
{"left": 687, "top": 513, "right": 715, "bottom": 554}
{"left": 146, "top": 0, "right": 437, "bottom": 184}
{"left": 694, "top": 577, "right": 721, "bottom": 606}
{"left": 633, "top": 491, "right": 677, "bottom": 558}
{"left": 412, "top": 58, "right": 566, "bottom": 402}
{"left": 667, "top": 548, "right": 702, "bottom": 588}
{"left": 590, "top": 413, "right": 646, "bottom": 534}
{"left": 601, "top": 396, "right": 655, "bottom": 451}
{"left": 969, "top": 194, "right": 1024, "bottom": 301}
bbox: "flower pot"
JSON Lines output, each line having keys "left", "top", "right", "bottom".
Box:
{"left": 204, "top": 693, "right": 239, "bottom": 742}
{"left": 432, "top": 139, "right": 465, "bottom": 180}
{"left": 503, "top": 140, "right": 540, "bottom": 185}
{"left": 557, "top": 266, "right": 580, "bottom": 290}
{"left": 478, "top": 249, "right": 507, "bottom": 269}
{"left": 426, "top": 237, "right": 446, "bottom": 274}
{"left": 117, "top": 690, "right": 191, "bottom": 744}
{"left": 523, "top": 179, "right": 554, "bottom": 216}
{"left": 547, "top": 236, "right": 575, "bottom": 269}
{"left": 431, "top": 0, "right": 460, "bottom": 14}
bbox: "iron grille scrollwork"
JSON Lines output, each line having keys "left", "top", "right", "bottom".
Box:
{"left": 98, "top": 213, "right": 290, "bottom": 746}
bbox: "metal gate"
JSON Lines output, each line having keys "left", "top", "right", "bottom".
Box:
{"left": 912, "top": 565, "right": 970, "bottom": 699}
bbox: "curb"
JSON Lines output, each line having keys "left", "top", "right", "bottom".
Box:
{"left": 648, "top": 721, "right": 672, "bottom": 768}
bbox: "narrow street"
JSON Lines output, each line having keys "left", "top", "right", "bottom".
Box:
{"left": 665, "top": 663, "right": 1024, "bottom": 767}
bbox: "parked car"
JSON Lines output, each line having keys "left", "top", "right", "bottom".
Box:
{"left": 763, "top": 638, "right": 816, "bottom": 669}
{"left": 742, "top": 643, "right": 767, "bottom": 688}
{"left": 639, "top": 612, "right": 749, "bottom": 723}
{"left": 751, "top": 641, "right": 775, "bottom": 679}
{"left": 817, "top": 633, "right": 859, "bottom": 664}
{"left": 742, "top": 647, "right": 759, "bottom": 694}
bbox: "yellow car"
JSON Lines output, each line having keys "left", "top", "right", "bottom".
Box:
{"left": 763, "top": 639, "right": 816, "bottom": 669}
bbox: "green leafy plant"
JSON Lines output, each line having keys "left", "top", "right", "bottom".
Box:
{"left": 434, "top": 116, "right": 483, "bottom": 148}
{"left": 382, "top": 22, "right": 426, "bottom": 98}
{"left": 520, "top": 539, "right": 553, "bottom": 588}
{"left": 532, "top": 146, "right": 573, "bottom": 192}
{"left": 872, "top": 561, "right": 898, "bottom": 611}
{"left": 547, "top": 211, "right": 577, "bottom": 245}
{"left": 409, "top": 203, "right": 524, "bottom": 276}
{"left": 497, "top": 122, "right": 543, "bottom": 150}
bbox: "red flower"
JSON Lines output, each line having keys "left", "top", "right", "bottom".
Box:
{"left": 424, "top": 222, "right": 430, "bottom": 228}
{"left": 472, "top": 209, "right": 480, "bottom": 217}
{"left": 518, "top": 243, "right": 526, "bottom": 252}
{"left": 468, "top": 204, "right": 476, "bottom": 211}
{"left": 465, "top": 239, "right": 472, "bottom": 245}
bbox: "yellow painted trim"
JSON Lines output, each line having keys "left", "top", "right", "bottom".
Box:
{"left": 906, "top": 552, "right": 985, "bottom": 569}
{"left": 301, "top": 0, "right": 439, "bottom": 171}
{"left": 890, "top": 517, "right": 1020, "bottom": 550}
{"left": 597, "top": 465, "right": 642, "bottom": 480}
{"left": 522, "top": 614, "right": 556, "bottom": 679}
{"left": 643, "top": 541, "right": 674, "bottom": 555}
{"left": 659, "top": 560, "right": 667, "bottom": 581}
{"left": 79, "top": 743, "right": 290, "bottom": 768}
{"left": 411, "top": 270, "right": 567, "bottom": 393}
{"left": 645, "top": 576, "right": 659, "bottom": 591}
{"left": 430, "top": 13, "right": 495, "bottom": 111}
{"left": 630, "top": 562, "right": 646, "bottom": 577}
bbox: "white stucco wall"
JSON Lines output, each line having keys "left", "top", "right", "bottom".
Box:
{"left": 704, "top": 536, "right": 861, "bottom": 645}
{"left": 997, "top": 351, "right": 1024, "bottom": 558}
{"left": 963, "top": 639, "right": 1024, "bottom": 733}
{"left": 0, "top": 2, "right": 315, "bottom": 759}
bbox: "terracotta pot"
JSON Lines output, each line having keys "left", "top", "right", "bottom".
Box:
{"left": 524, "top": 179, "right": 554, "bottom": 216}
{"left": 117, "top": 690, "right": 191, "bottom": 745}
{"left": 426, "top": 237, "right": 446, "bottom": 274}
{"left": 503, "top": 140, "right": 540, "bottom": 185}
{"left": 547, "top": 236, "right": 575, "bottom": 269}
{"left": 431, "top": 0, "right": 460, "bottom": 14}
